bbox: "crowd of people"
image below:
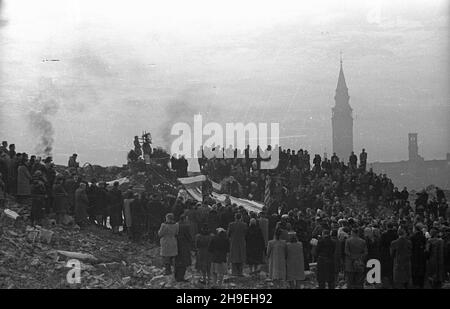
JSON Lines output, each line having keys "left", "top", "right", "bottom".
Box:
{"left": 1, "top": 139, "right": 449, "bottom": 289}
{"left": 157, "top": 144, "right": 449, "bottom": 288}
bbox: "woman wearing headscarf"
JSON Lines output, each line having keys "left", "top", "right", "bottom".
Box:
{"left": 158, "top": 213, "right": 179, "bottom": 275}
{"left": 245, "top": 218, "right": 265, "bottom": 275}
{"left": 208, "top": 228, "right": 230, "bottom": 287}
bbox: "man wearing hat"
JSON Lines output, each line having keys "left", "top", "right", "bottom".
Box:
{"left": 316, "top": 229, "right": 336, "bottom": 289}
{"left": 390, "top": 228, "right": 412, "bottom": 289}
{"left": 228, "top": 213, "right": 248, "bottom": 276}
{"left": 344, "top": 228, "right": 368, "bottom": 289}
{"left": 68, "top": 154, "right": 79, "bottom": 169}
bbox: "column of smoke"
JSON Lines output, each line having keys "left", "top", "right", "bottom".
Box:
{"left": 28, "top": 97, "right": 59, "bottom": 157}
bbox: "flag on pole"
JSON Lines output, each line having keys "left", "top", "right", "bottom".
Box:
{"left": 264, "top": 175, "right": 271, "bottom": 208}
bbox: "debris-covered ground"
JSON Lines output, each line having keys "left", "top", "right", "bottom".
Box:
{"left": 0, "top": 198, "right": 320, "bottom": 289}
{"left": 2, "top": 199, "right": 449, "bottom": 289}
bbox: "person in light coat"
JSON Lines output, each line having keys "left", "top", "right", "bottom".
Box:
{"left": 158, "top": 213, "right": 179, "bottom": 275}
{"left": 17, "top": 161, "right": 31, "bottom": 200}
{"left": 267, "top": 228, "right": 288, "bottom": 288}
{"left": 286, "top": 232, "right": 305, "bottom": 288}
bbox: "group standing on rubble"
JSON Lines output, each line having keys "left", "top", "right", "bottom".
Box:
{"left": 1, "top": 139, "right": 449, "bottom": 289}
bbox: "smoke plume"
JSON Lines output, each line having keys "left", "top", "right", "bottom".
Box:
{"left": 28, "top": 96, "right": 59, "bottom": 157}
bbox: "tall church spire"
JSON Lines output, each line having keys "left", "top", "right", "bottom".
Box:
{"left": 336, "top": 52, "right": 348, "bottom": 94}
{"left": 332, "top": 53, "right": 353, "bottom": 160}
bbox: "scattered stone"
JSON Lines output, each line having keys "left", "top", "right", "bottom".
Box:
{"left": 57, "top": 250, "right": 98, "bottom": 262}
{"left": 40, "top": 229, "right": 54, "bottom": 244}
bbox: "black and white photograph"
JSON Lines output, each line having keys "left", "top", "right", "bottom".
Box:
{"left": 0, "top": 0, "right": 449, "bottom": 297}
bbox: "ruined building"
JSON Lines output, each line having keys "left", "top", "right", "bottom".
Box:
{"left": 371, "top": 133, "right": 450, "bottom": 190}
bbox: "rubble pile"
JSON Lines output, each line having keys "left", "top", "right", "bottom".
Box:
{"left": 0, "top": 198, "right": 321, "bottom": 289}
{"left": 0, "top": 204, "right": 159, "bottom": 288}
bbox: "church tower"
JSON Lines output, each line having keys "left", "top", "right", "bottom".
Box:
{"left": 332, "top": 55, "right": 353, "bottom": 161}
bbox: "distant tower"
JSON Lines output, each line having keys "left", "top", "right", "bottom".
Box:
{"left": 332, "top": 54, "right": 353, "bottom": 160}
{"left": 408, "top": 133, "right": 419, "bottom": 161}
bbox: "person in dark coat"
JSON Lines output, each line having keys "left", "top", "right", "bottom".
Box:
{"left": 208, "top": 228, "right": 230, "bottom": 287}
{"left": 129, "top": 193, "right": 146, "bottom": 242}
{"left": 380, "top": 223, "right": 397, "bottom": 288}
{"left": 108, "top": 182, "right": 123, "bottom": 233}
{"left": 7, "top": 153, "right": 19, "bottom": 195}
{"left": 245, "top": 218, "right": 265, "bottom": 274}
{"left": 64, "top": 173, "right": 78, "bottom": 214}
{"left": 195, "top": 224, "right": 213, "bottom": 284}
{"left": 96, "top": 182, "right": 109, "bottom": 227}
{"left": 74, "top": 183, "right": 89, "bottom": 226}
{"left": 207, "top": 208, "right": 220, "bottom": 235}
{"left": 228, "top": 213, "right": 248, "bottom": 276}
{"left": 344, "top": 228, "right": 368, "bottom": 289}
{"left": 43, "top": 159, "right": 56, "bottom": 213}
{"left": 410, "top": 223, "right": 427, "bottom": 288}
{"left": 172, "top": 197, "right": 185, "bottom": 222}
{"left": 425, "top": 228, "right": 445, "bottom": 288}
{"left": 87, "top": 180, "right": 100, "bottom": 224}
{"left": 0, "top": 152, "right": 9, "bottom": 194}
{"left": 175, "top": 214, "right": 192, "bottom": 282}
{"left": 364, "top": 227, "right": 380, "bottom": 261}
{"left": 147, "top": 194, "right": 166, "bottom": 240}
{"left": 0, "top": 172, "right": 5, "bottom": 209}
{"left": 316, "top": 229, "right": 336, "bottom": 289}
{"left": 268, "top": 213, "right": 279, "bottom": 240}
{"left": 390, "top": 228, "right": 412, "bottom": 288}
{"left": 52, "top": 176, "right": 68, "bottom": 224}
{"left": 30, "top": 175, "right": 46, "bottom": 226}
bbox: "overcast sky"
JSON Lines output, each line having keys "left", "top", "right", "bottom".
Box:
{"left": 0, "top": 0, "right": 448, "bottom": 166}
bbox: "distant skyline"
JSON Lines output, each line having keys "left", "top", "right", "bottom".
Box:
{"left": 0, "top": 0, "right": 448, "bottom": 166}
